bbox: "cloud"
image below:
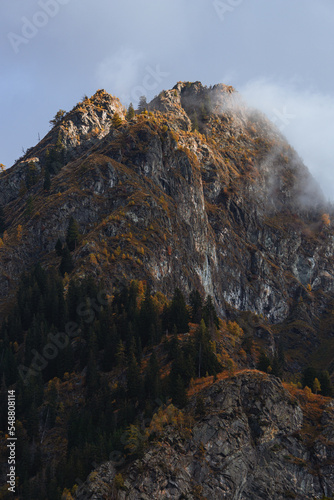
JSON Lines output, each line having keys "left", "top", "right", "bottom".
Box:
{"left": 239, "top": 79, "right": 334, "bottom": 200}
{"left": 95, "top": 48, "right": 144, "bottom": 105}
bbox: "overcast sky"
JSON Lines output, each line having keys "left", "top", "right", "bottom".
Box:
{"left": 1, "top": 0, "right": 334, "bottom": 198}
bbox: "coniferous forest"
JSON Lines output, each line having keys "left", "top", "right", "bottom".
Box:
{"left": 0, "top": 264, "right": 221, "bottom": 499}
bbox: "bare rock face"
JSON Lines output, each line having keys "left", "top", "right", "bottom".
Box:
{"left": 2, "top": 82, "right": 334, "bottom": 499}
{"left": 75, "top": 372, "right": 334, "bottom": 500}
{"left": 0, "top": 81, "right": 333, "bottom": 339}
{"left": 60, "top": 89, "right": 126, "bottom": 154}
{"left": 0, "top": 90, "right": 125, "bottom": 206}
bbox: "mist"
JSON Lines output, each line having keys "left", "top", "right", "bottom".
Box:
{"left": 239, "top": 79, "right": 334, "bottom": 200}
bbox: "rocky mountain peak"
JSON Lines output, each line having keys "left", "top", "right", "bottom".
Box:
{"left": 1, "top": 81, "right": 334, "bottom": 500}
{"left": 0, "top": 81, "right": 333, "bottom": 328}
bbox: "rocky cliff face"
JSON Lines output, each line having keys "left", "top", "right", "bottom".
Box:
{"left": 2, "top": 82, "right": 334, "bottom": 500}
{"left": 0, "top": 82, "right": 333, "bottom": 363}
{"left": 75, "top": 371, "right": 334, "bottom": 500}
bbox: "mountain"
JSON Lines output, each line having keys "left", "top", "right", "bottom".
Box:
{"left": 0, "top": 82, "right": 334, "bottom": 499}
{"left": 76, "top": 371, "right": 334, "bottom": 500}
{"left": 1, "top": 82, "right": 334, "bottom": 366}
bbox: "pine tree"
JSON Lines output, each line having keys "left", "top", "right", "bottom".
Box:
{"left": 0, "top": 205, "right": 5, "bottom": 235}
{"left": 302, "top": 367, "right": 317, "bottom": 389}
{"left": 257, "top": 351, "right": 271, "bottom": 373}
{"left": 59, "top": 245, "right": 74, "bottom": 276}
{"left": 202, "top": 295, "right": 219, "bottom": 328}
{"left": 86, "top": 351, "right": 99, "bottom": 397}
{"left": 189, "top": 290, "right": 203, "bottom": 323}
{"left": 116, "top": 339, "right": 126, "bottom": 368}
{"left": 66, "top": 217, "right": 80, "bottom": 251}
{"left": 144, "top": 352, "right": 161, "bottom": 400}
{"left": 138, "top": 287, "right": 159, "bottom": 346}
{"left": 319, "top": 370, "right": 334, "bottom": 397}
{"left": 173, "top": 375, "right": 188, "bottom": 408}
{"left": 138, "top": 95, "right": 148, "bottom": 113}
{"left": 126, "top": 353, "right": 142, "bottom": 399}
{"left": 126, "top": 102, "right": 135, "bottom": 120}
{"left": 44, "top": 167, "right": 51, "bottom": 191}
{"left": 45, "top": 133, "right": 65, "bottom": 174}
{"left": 26, "top": 162, "right": 38, "bottom": 188}
{"left": 169, "top": 288, "right": 189, "bottom": 333}
{"left": 55, "top": 238, "right": 63, "bottom": 257}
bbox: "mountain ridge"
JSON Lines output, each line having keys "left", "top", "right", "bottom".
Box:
{"left": 1, "top": 81, "right": 334, "bottom": 499}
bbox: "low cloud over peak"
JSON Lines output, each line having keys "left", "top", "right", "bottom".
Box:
{"left": 239, "top": 79, "right": 334, "bottom": 200}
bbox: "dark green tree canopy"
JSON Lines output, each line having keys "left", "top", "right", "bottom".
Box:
{"left": 0, "top": 205, "right": 6, "bottom": 235}
{"left": 138, "top": 95, "right": 148, "bottom": 113}
{"left": 126, "top": 102, "right": 135, "bottom": 120}
{"left": 66, "top": 217, "right": 80, "bottom": 252}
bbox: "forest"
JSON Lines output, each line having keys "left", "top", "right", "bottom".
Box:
{"left": 0, "top": 264, "right": 221, "bottom": 499}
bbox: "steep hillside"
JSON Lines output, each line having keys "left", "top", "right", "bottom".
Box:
{"left": 1, "top": 82, "right": 334, "bottom": 500}
{"left": 0, "top": 82, "right": 333, "bottom": 370}
{"left": 76, "top": 371, "right": 334, "bottom": 500}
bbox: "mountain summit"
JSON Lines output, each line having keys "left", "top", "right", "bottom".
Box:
{"left": 1, "top": 82, "right": 334, "bottom": 499}
{"left": 0, "top": 82, "right": 331, "bottom": 325}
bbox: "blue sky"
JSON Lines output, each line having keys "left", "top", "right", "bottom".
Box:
{"left": 1, "top": 0, "right": 334, "bottom": 197}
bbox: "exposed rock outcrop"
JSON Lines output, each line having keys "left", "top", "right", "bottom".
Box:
{"left": 76, "top": 371, "right": 334, "bottom": 500}
{"left": 0, "top": 82, "right": 333, "bottom": 358}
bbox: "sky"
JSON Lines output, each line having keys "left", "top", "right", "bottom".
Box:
{"left": 1, "top": 0, "right": 334, "bottom": 198}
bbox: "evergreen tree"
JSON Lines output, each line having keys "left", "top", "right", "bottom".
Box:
{"left": 172, "top": 375, "right": 188, "bottom": 408}
{"left": 319, "top": 370, "right": 334, "bottom": 397}
{"left": 271, "top": 353, "right": 283, "bottom": 378}
{"left": 44, "top": 167, "right": 51, "bottom": 191}
{"left": 86, "top": 351, "right": 99, "bottom": 397}
{"left": 144, "top": 351, "right": 161, "bottom": 400}
{"left": 202, "top": 295, "right": 219, "bottom": 329}
{"left": 55, "top": 238, "right": 63, "bottom": 257}
{"left": 0, "top": 205, "right": 6, "bottom": 235}
{"left": 126, "top": 102, "right": 135, "bottom": 120}
{"left": 168, "top": 325, "right": 180, "bottom": 359}
{"left": 138, "top": 95, "right": 148, "bottom": 113}
{"left": 66, "top": 217, "right": 80, "bottom": 251}
{"left": 26, "top": 162, "right": 38, "bottom": 188}
{"left": 257, "top": 351, "right": 271, "bottom": 373}
{"left": 116, "top": 339, "right": 126, "bottom": 368}
{"left": 169, "top": 288, "right": 189, "bottom": 333}
{"left": 45, "top": 133, "right": 65, "bottom": 174}
{"left": 302, "top": 367, "right": 318, "bottom": 389}
{"left": 59, "top": 245, "right": 74, "bottom": 276}
{"left": 138, "top": 287, "right": 160, "bottom": 346}
{"left": 194, "top": 319, "right": 220, "bottom": 378}
{"left": 126, "top": 353, "right": 142, "bottom": 399}
{"left": 189, "top": 290, "right": 203, "bottom": 323}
